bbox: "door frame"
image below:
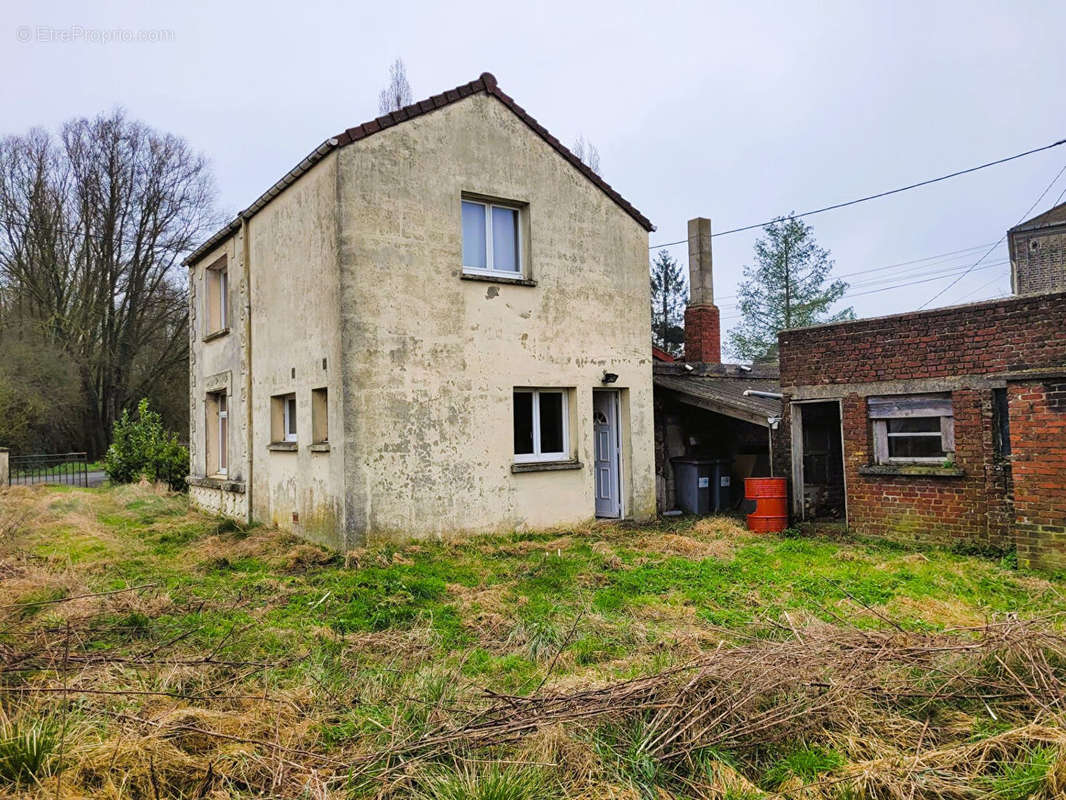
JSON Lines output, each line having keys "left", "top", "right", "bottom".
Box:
{"left": 593, "top": 389, "right": 624, "bottom": 519}
{"left": 789, "top": 398, "right": 848, "bottom": 526}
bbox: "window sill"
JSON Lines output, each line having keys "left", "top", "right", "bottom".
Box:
{"left": 461, "top": 272, "right": 537, "bottom": 287}
{"left": 203, "top": 327, "right": 230, "bottom": 343}
{"left": 309, "top": 443, "right": 330, "bottom": 453}
{"left": 511, "top": 459, "right": 583, "bottom": 474}
{"left": 187, "top": 475, "right": 246, "bottom": 493}
{"left": 267, "top": 442, "right": 298, "bottom": 452}
{"left": 858, "top": 464, "right": 965, "bottom": 478}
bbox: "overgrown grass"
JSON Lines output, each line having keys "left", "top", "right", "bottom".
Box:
{"left": 2, "top": 483, "right": 1065, "bottom": 798}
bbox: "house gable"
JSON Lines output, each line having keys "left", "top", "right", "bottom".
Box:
{"left": 186, "top": 73, "right": 653, "bottom": 268}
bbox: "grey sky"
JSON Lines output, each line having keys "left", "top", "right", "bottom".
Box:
{"left": 5, "top": 1, "right": 1064, "bottom": 351}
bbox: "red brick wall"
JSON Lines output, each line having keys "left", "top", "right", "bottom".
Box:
{"left": 684, "top": 304, "right": 721, "bottom": 363}
{"left": 779, "top": 291, "right": 1066, "bottom": 387}
{"left": 1010, "top": 379, "right": 1066, "bottom": 570}
{"left": 838, "top": 390, "right": 1012, "bottom": 548}
{"left": 777, "top": 292, "right": 1066, "bottom": 558}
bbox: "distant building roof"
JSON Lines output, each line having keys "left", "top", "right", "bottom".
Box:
{"left": 186, "top": 72, "right": 654, "bottom": 266}
{"left": 1009, "top": 201, "right": 1066, "bottom": 235}
{"left": 653, "top": 362, "right": 781, "bottom": 427}
{"left": 651, "top": 346, "right": 676, "bottom": 362}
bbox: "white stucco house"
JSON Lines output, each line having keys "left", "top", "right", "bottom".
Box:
{"left": 184, "top": 72, "right": 657, "bottom": 549}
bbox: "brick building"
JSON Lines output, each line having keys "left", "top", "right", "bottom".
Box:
{"left": 778, "top": 290, "right": 1066, "bottom": 570}
{"left": 1009, "top": 201, "right": 1066, "bottom": 295}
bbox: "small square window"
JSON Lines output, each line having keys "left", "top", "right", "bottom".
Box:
{"left": 462, "top": 198, "right": 522, "bottom": 276}
{"left": 869, "top": 394, "right": 954, "bottom": 464}
{"left": 513, "top": 389, "right": 569, "bottom": 463}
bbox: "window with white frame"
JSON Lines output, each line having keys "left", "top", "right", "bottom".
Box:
{"left": 271, "top": 393, "right": 297, "bottom": 444}
{"left": 869, "top": 394, "right": 954, "bottom": 464}
{"left": 462, "top": 198, "right": 522, "bottom": 275}
{"left": 513, "top": 389, "right": 569, "bottom": 462}
{"left": 207, "top": 391, "right": 228, "bottom": 475}
{"left": 283, "top": 394, "right": 297, "bottom": 442}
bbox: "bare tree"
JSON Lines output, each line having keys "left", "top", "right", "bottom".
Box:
{"left": 0, "top": 109, "right": 218, "bottom": 454}
{"left": 378, "top": 58, "right": 413, "bottom": 114}
{"left": 572, "top": 134, "right": 601, "bottom": 175}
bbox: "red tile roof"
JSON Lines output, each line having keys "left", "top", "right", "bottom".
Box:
{"left": 652, "top": 346, "right": 676, "bottom": 362}
{"left": 186, "top": 72, "right": 653, "bottom": 265}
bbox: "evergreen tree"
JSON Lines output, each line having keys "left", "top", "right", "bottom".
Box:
{"left": 650, "top": 249, "right": 687, "bottom": 356}
{"left": 728, "top": 216, "right": 853, "bottom": 362}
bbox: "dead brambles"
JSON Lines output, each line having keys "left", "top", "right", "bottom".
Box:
{"left": 5, "top": 484, "right": 1066, "bottom": 798}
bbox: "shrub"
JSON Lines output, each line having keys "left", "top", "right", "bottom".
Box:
{"left": 104, "top": 398, "right": 189, "bottom": 492}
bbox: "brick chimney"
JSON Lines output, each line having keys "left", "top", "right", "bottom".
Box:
{"left": 683, "top": 217, "right": 721, "bottom": 363}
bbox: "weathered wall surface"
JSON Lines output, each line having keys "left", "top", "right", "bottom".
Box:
{"left": 187, "top": 237, "right": 249, "bottom": 522}
{"left": 246, "top": 155, "right": 346, "bottom": 548}
{"left": 836, "top": 389, "right": 1012, "bottom": 548}
{"left": 780, "top": 291, "right": 1066, "bottom": 389}
{"left": 1010, "top": 224, "right": 1066, "bottom": 295}
{"left": 779, "top": 292, "right": 1066, "bottom": 560}
{"left": 336, "top": 93, "right": 656, "bottom": 541}
{"left": 1010, "top": 378, "right": 1066, "bottom": 570}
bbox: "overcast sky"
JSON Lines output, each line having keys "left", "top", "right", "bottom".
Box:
{"left": 5, "top": 1, "right": 1064, "bottom": 350}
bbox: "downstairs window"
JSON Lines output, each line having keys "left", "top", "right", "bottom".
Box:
{"left": 869, "top": 393, "right": 954, "bottom": 464}
{"left": 513, "top": 389, "right": 569, "bottom": 463}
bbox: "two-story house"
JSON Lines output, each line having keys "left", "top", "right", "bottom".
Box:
{"left": 185, "top": 73, "right": 657, "bottom": 548}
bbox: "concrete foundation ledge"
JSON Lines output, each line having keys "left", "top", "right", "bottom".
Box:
{"left": 187, "top": 475, "right": 246, "bottom": 493}
{"left": 511, "top": 459, "right": 583, "bottom": 473}
{"left": 858, "top": 464, "right": 965, "bottom": 478}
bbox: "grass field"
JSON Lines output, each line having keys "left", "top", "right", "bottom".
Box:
{"left": 2, "top": 483, "right": 1065, "bottom": 798}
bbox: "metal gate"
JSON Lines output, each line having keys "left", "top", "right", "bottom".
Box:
{"left": 8, "top": 452, "right": 89, "bottom": 487}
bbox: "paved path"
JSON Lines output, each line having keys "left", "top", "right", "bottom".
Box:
{"left": 9, "top": 470, "right": 106, "bottom": 488}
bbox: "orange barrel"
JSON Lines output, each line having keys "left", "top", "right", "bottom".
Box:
{"left": 744, "top": 477, "right": 788, "bottom": 533}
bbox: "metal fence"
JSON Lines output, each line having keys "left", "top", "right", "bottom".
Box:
{"left": 8, "top": 452, "right": 89, "bottom": 487}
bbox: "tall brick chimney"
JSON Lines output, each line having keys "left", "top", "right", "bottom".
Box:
{"left": 683, "top": 217, "right": 721, "bottom": 363}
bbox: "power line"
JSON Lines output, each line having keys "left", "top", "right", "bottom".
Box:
{"left": 919, "top": 160, "right": 1066, "bottom": 309}
{"left": 649, "top": 136, "right": 1066, "bottom": 249}
{"left": 711, "top": 242, "right": 1000, "bottom": 303}
{"left": 718, "top": 261, "right": 1004, "bottom": 324}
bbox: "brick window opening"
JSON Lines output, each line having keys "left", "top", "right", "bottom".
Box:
{"left": 869, "top": 394, "right": 954, "bottom": 465}
{"left": 992, "top": 387, "right": 1011, "bottom": 459}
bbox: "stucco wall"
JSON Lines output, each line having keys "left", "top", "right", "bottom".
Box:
{"left": 336, "top": 93, "right": 655, "bottom": 542}
{"left": 188, "top": 237, "right": 249, "bottom": 521}
{"left": 246, "top": 154, "right": 346, "bottom": 548}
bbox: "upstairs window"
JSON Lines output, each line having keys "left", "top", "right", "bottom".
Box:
{"left": 205, "top": 257, "right": 228, "bottom": 335}
{"left": 869, "top": 394, "right": 954, "bottom": 464}
{"left": 514, "top": 389, "right": 569, "bottom": 463}
{"left": 462, "top": 199, "right": 521, "bottom": 275}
